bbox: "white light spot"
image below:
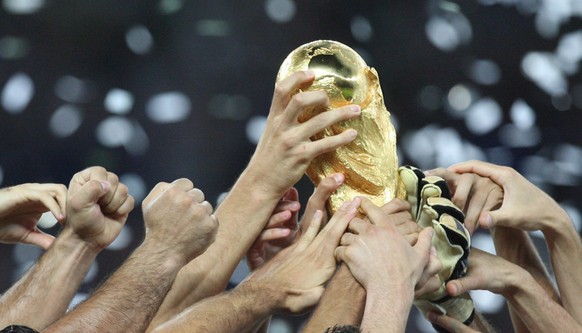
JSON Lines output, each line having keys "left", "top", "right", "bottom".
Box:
{"left": 96, "top": 116, "right": 134, "bottom": 147}
{"left": 230, "top": 259, "right": 250, "bottom": 285}
{"left": 207, "top": 94, "right": 251, "bottom": 120}
{"left": 120, "top": 173, "right": 147, "bottom": 203}
{"left": 126, "top": 25, "right": 154, "bottom": 55}
{"left": 498, "top": 124, "right": 541, "bottom": 148}
{"left": 556, "top": 31, "right": 582, "bottom": 74}
{"left": 216, "top": 191, "right": 228, "bottom": 207}
{"left": 269, "top": 317, "right": 293, "bottom": 333}
{"left": 1, "top": 72, "right": 34, "bottom": 114}
{"left": 123, "top": 120, "right": 149, "bottom": 156}
{"left": 465, "top": 97, "right": 502, "bottom": 135}
{"left": 447, "top": 84, "right": 473, "bottom": 112}
{"left": 265, "top": 0, "right": 296, "bottom": 23}
{"left": 522, "top": 52, "right": 567, "bottom": 96}
{"left": 426, "top": 17, "right": 460, "bottom": 52}
{"left": 561, "top": 204, "right": 581, "bottom": 233}
{"left": 38, "top": 211, "right": 59, "bottom": 229}
{"left": 107, "top": 226, "right": 133, "bottom": 250}
{"left": 470, "top": 290, "right": 506, "bottom": 314}
{"left": 49, "top": 105, "right": 83, "bottom": 138}
{"left": 83, "top": 261, "right": 98, "bottom": 284}
{"left": 54, "top": 75, "right": 96, "bottom": 103}
{"left": 104, "top": 88, "right": 134, "bottom": 115}
{"left": 554, "top": 143, "right": 582, "bottom": 177}
{"left": 468, "top": 59, "right": 501, "bottom": 85}
{"left": 351, "top": 15, "right": 373, "bottom": 42}
{"left": 69, "top": 293, "right": 89, "bottom": 311}
{"left": 510, "top": 99, "right": 536, "bottom": 129}
{"left": 146, "top": 92, "right": 191, "bottom": 123}
{"left": 2, "top": 0, "right": 45, "bottom": 14}
{"left": 245, "top": 115, "right": 267, "bottom": 145}
{"left": 471, "top": 233, "right": 496, "bottom": 254}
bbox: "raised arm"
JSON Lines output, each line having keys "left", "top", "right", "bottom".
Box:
{"left": 448, "top": 160, "right": 582, "bottom": 322}
{"left": 335, "top": 205, "right": 435, "bottom": 333}
{"left": 43, "top": 178, "right": 217, "bottom": 333}
{"left": 0, "top": 167, "right": 131, "bottom": 331}
{"left": 443, "top": 248, "right": 582, "bottom": 332}
{"left": 149, "top": 70, "right": 361, "bottom": 327}
{"left": 152, "top": 198, "right": 361, "bottom": 333}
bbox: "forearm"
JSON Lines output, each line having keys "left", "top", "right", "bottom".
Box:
{"left": 491, "top": 226, "right": 559, "bottom": 301}
{"left": 44, "top": 241, "right": 184, "bottom": 333}
{"left": 151, "top": 169, "right": 283, "bottom": 326}
{"left": 543, "top": 215, "right": 582, "bottom": 322}
{"left": 504, "top": 270, "right": 581, "bottom": 332}
{"left": 302, "top": 264, "right": 366, "bottom": 333}
{"left": 360, "top": 282, "right": 413, "bottom": 333}
{"left": 0, "top": 229, "right": 98, "bottom": 330}
{"left": 151, "top": 281, "right": 278, "bottom": 333}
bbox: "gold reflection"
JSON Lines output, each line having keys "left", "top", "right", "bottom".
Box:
{"left": 277, "top": 40, "right": 405, "bottom": 214}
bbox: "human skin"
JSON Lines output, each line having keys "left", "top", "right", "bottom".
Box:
{"left": 335, "top": 208, "right": 435, "bottom": 333}
{"left": 445, "top": 160, "right": 582, "bottom": 323}
{"left": 445, "top": 248, "right": 582, "bottom": 332}
{"left": 147, "top": 70, "right": 361, "bottom": 329}
{"left": 151, "top": 198, "right": 361, "bottom": 333}
{"left": 428, "top": 166, "right": 561, "bottom": 331}
{"left": 0, "top": 167, "right": 133, "bottom": 330}
{"left": 0, "top": 183, "right": 67, "bottom": 249}
{"left": 43, "top": 178, "right": 217, "bottom": 333}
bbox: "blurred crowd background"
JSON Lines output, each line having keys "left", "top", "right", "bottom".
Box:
{"left": 1, "top": 0, "right": 581, "bottom": 332}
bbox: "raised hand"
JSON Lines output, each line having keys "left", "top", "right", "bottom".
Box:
{"left": 247, "top": 198, "right": 361, "bottom": 314}
{"left": 448, "top": 160, "right": 569, "bottom": 231}
{"left": 426, "top": 167, "right": 503, "bottom": 234}
{"left": 247, "top": 71, "right": 360, "bottom": 197}
{"left": 66, "top": 167, "right": 134, "bottom": 251}
{"left": 142, "top": 179, "right": 218, "bottom": 264}
{"left": 0, "top": 183, "right": 67, "bottom": 249}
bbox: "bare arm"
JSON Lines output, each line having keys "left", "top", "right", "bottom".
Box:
{"left": 0, "top": 229, "right": 97, "bottom": 330}
{"left": 446, "top": 248, "right": 581, "bottom": 332}
{"left": 0, "top": 168, "right": 128, "bottom": 330}
{"left": 301, "top": 265, "right": 366, "bottom": 333}
{"left": 450, "top": 160, "right": 582, "bottom": 323}
{"left": 150, "top": 71, "right": 360, "bottom": 327}
{"left": 153, "top": 198, "right": 360, "bottom": 333}
{"left": 44, "top": 178, "right": 217, "bottom": 333}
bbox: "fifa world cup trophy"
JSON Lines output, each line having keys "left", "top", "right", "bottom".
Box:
{"left": 276, "top": 40, "right": 475, "bottom": 327}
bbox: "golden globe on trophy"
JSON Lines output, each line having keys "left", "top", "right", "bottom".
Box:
{"left": 276, "top": 40, "right": 475, "bottom": 326}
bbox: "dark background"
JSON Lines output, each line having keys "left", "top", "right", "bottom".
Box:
{"left": 1, "top": 0, "right": 581, "bottom": 331}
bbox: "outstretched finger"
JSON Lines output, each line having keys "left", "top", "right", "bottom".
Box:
{"left": 272, "top": 71, "right": 316, "bottom": 112}
{"left": 297, "top": 210, "right": 323, "bottom": 250}
{"left": 37, "top": 192, "right": 65, "bottom": 221}
{"left": 428, "top": 312, "right": 479, "bottom": 333}
{"left": 449, "top": 160, "right": 510, "bottom": 186}
{"left": 22, "top": 228, "right": 55, "bottom": 250}
{"left": 300, "top": 174, "right": 344, "bottom": 234}
{"left": 318, "top": 198, "right": 361, "bottom": 246}
{"left": 359, "top": 197, "right": 391, "bottom": 227}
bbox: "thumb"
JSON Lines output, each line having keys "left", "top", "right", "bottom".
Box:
{"left": 23, "top": 229, "right": 55, "bottom": 250}
{"left": 479, "top": 210, "right": 507, "bottom": 229}
{"left": 72, "top": 180, "right": 111, "bottom": 208}
{"left": 446, "top": 276, "right": 478, "bottom": 296}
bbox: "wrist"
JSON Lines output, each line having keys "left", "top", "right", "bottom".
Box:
{"left": 500, "top": 265, "right": 531, "bottom": 297}
{"left": 137, "top": 238, "right": 189, "bottom": 273}
{"left": 56, "top": 228, "right": 102, "bottom": 257}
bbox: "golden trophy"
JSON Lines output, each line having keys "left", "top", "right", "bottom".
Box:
{"left": 276, "top": 40, "right": 474, "bottom": 326}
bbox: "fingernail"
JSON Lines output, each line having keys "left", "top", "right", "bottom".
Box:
{"left": 304, "top": 70, "right": 315, "bottom": 78}
{"left": 430, "top": 246, "right": 437, "bottom": 257}
{"left": 424, "top": 169, "right": 433, "bottom": 176}
{"left": 333, "top": 173, "right": 344, "bottom": 184}
{"left": 351, "top": 105, "right": 361, "bottom": 114}
{"left": 450, "top": 283, "right": 459, "bottom": 295}
{"left": 428, "top": 228, "right": 435, "bottom": 238}
{"left": 347, "top": 129, "right": 357, "bottom": 138}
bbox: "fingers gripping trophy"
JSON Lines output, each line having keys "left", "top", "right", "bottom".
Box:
{"left": 276, "top": 40, "right": 475, "bottom": 327}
